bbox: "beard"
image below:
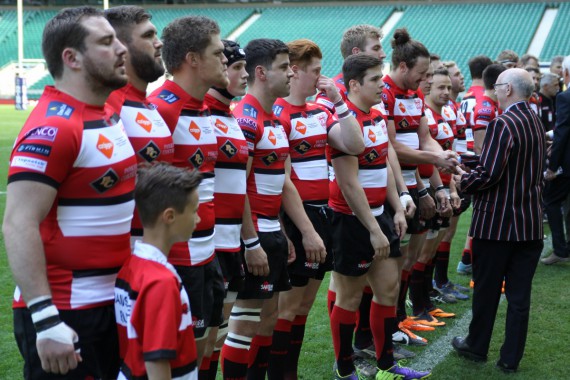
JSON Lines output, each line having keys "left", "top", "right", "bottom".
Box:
{"left": 130, "top": 45, "right": 165, "bottom": 84}
{"left": 84, "top": 54, "right": 128, "bottom": 93}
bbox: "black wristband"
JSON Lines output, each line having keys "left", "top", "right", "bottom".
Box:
{"left": 435, "top": 185, "right": 446, "bottom": 192}
{"left": 399, "top": 191, "right": 410, "bottom": 197}
{"left": 418, "top": 188, "right": 429, "bottom": 197}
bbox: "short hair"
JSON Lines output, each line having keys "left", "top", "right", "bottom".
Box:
{"left": 135, "top": 162, "right": 202, "bottom": 228}
{"left": 551, "top": 55, "right": 564, "bottom": 67}
{"left": 340, "top": 24, "right": 383, "bottom": 59}
{"left": 468, "top": 55, "right": 493, "bottom": 80}
{"left": 104, "top": 5, "right": 151, "bottom": 44}
{"left": 482, "top": 64, "right": 507, "bottom": 90}
{"left": 430, "top": 54, "right": 441, "bottom": 61}
{"left": 521, "top": 53, "right": 539, "bottom": 66}
{"left": 443, "top": 61, "right": 457, "bottom": 69}
{"left": 287, "top": 39, "right": 322, "bottom": 69}
{"left": 507, "top": 70, "right": 534, "bottom": 99}
{"left": 563, "top": 55, "right": 570, "bottom": 75}
{"left": 162, "top": 16, "right": 220, "bottom": 74}
{"left": 433, "top": 68, "right": 450, "bottom": 78}
{"left": 496, "top": 49, "right": 519, "bottom": 65}
{"left": 391, "top": 28, "right": 430, "bottom": 69}
{"left": 343, "top": 53, "right": 382, "bottom": 90}
{"left": 42, "top": 6, "right": 103, "bottom": 79}
{"left": 540, "top": 72, "right": 559, "bottom": 87}
{"left": 244, "top": 38, "right": 289, "bottom": 84}
{"left": 525, "top": 66, "right": 540, "bottom": 75}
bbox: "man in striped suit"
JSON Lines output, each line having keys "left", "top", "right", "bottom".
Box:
{"left": 451, "top": 68, "right": 545, "bottom": 373}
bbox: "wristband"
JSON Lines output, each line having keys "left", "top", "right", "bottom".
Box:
{"left": 243, "top": 237, "right": 261, "bottom": 251}
{"left": 399, "top": 193, "right": 413, "bottom": 209}
{"left": 435, "top": 185, "right": 446, "bottom": 192}
{"left": 29, "top": 298, "right": 61, "bottom": 333}
{"left": 418, "top": 188, "right": 429, "bottom": 198}
{"left": 334, "top": 100, "right": 351, "bottom": 119}
{"left": 399, "top": 191, "right": 410, "bottom": 197}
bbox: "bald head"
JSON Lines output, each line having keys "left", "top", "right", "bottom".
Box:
{"left": 495, "top": 68, "right": 534, "bottom": 110}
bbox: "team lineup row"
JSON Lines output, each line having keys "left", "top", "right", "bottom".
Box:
{"left": 3, "top": 4, "right": 547, "bottom": 380}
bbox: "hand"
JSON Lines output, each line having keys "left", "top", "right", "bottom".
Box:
{"left": 545, "top": 168, "right": 557, "bottom": 181}
{"left": 435, "top": 150, "right": 459, "bottom": 173}
{"left": 450, "top": 191, "right": 462, "bottom": 210}
{"left": 435, "top": 189, "right": 453, "bottom": 218}
{"left": 453, "top": 174, "right": 463, "bottom": 192}
{"left": 286, "top": 236, "right": 296, "bottom": 264}
{"left": 244, "top": 247, "right": 269, "bottom": 276}
{"left": 419, "top": 193, "right": 436, "bottom": 220}
{"left": 316, "top": 75, "right": 342, "bottom": 104}
{"left": 37, "top": 322, "right": 82, "bottom": 375}
{"left": 393, "top": 209, "right": 408, "bottom": 239}
{"left": 400, "top": 193, "right": 416, "bottom": 219}
{"left": 302, "top": 229, "right": 326, "bottom": 264}
{"left": 370, "top": 228, "right": 390, "bottom": 260}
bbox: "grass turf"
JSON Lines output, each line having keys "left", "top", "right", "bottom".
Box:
{"left": 0, "top": 104, "right": 569, "bottom": 379}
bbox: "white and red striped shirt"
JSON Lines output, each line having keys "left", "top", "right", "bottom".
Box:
{"left": 426, "top": 105, "right": 455, "bottom": 186}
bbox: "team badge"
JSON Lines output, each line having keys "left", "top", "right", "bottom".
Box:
{"left": 157, "top": 89, "right": 179, "bottom": 104}
{"left": 220, "top": 140, "right": 238, "bottom": 159}
{"left": 294, "top": 140, "right": 311, "bottom": 155}
{"left": 46, "top": 101, "right": 74, "bottom": 119}
{"left": 189, "top": 148, "right": 205, "bottom": 168}
{"left": 138, "top": 141, "right": 161, "bottom": 162}
{"left": 262, "top": 151, "right": 278, "bottom": 166}
{"left": 398, "top": 119, "right": 410, "bottom": 129}
{"left": 91, "top": 168, "right": 119, "bottom": 193}
{"left": 365, "top": 149, "right": 379, "bottom": 163}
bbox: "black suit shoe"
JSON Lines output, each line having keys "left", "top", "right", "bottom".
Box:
{"left": 451, "top": 337, "right": 487, "bottom": 362}
{"left": 496, "top": 359, "right": 517, "bottom": 373}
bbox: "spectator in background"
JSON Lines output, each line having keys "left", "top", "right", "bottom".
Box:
{"left": 496, "top": 50, "right": 520, "bottom": 69}
{"left": 550, "top": 55, "right": 565, "bottom": 91}
{"left": 541, "top": 55, "right": 570, "bottom": 265}
{"left": 539, "top": 72, "right": 560, "bottom": 131}
{"left": 521, "top": 53, "right": 539, "bottom": 68}
{"left": 525, "top": 66, "right": 541, "bottom": 114}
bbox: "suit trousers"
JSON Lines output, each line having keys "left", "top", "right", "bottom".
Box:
{"left": 544, "top": 176, "right": 570, "bottom": 257}
{"left": 467, "top": 239, "right": 542, "bottom": 368}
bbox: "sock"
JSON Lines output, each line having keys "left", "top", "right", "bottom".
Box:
{"left": 397, "top": 269, "right": 411, "bottom": 321}
{"left": 330, "top": 305, "right": 357, "bottom": 376}
{"left": 424, "top": 259, "right": 435, "bottom": 310}
{"left": 434, "top": 241, "right": 451, "bottom": 287}
{"left": 209, "top": 350, "right": 220, "bottom": 380}
{"left": 461, "top": 237, "right": 472, "bottom": 265}
{"left": 354, "top": 287, "right": 373, "bottom": 349}
{"left": 221, "top": 332, "right": 252, "bottom": 380}
{"left": 370, "top": 302, "right": 397, "bottom": 370}
{"left": 268, "top": 319, "right": 292, "bottom": 380}
{"left": 327, "top": 289, "right": 336, "bottom": 317}
{"left": 284, "top": 315, "right": 307, "bottom": 380}
{"left": 247, "top": 335, "right": 272, "bottom": 380}
{"left": 199, "top": 356, "right": 211, "bottom": 380}
{"left": 410, "top": 262, "right": 426, "bottom": 315}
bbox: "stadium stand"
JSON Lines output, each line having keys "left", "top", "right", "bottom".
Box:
{"left": 540, "top": 2, "right": 570, "bottom": 61}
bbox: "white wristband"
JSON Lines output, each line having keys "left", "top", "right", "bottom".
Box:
{"left": 400, "top": 194, "right": 413, "bottom": 209}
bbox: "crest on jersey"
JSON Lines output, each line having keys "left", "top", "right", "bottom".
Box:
{"left": 262, "top": 151, "right": 278, "bottom": 166}
{"left": 294, "top": 140, "right": 311, "bottom": 155}
{"left": 189, "top": 121, "right": 202, "bottom": 140}
{"left": 268, "top": 130, "right": 277, "bottom": 145}
{"left": 220, "top": 140, "right": 238, "bottom": 158}
{"left": 96, "top": 134, "right": 114, "bottom": 159}
{"left": 138, "top": 141, "right": 161, "bottom": 162}
{"left": 91, "top": 168, "right": 119, "bottom": 193}
{"left": 46, "top": 101, "right": 74, "bottom": 119}
{"left": 214, "top": 118, "right": 229, "bottom": 134}
{"left": 414, "top": 98, "right": 423, "bottom": 110}
{"left": 189, "top": 148, "right": 204, "bottom": 168}
{"left": 295, "top": 121, "right": 307, "bottom": 135}
{"left": 442, "top": 140, "right": 452, "bottom": 150}
{"left": 365, "top": 149, "right": 379, "bottom": 163}
{"left": 157, "top": 89, "right": 179, "bottom": 104}
{"left": 398, "top": 119, "right": 410, "bottom": 129}
{"left": 135, "top": 112, "right": 152, "bottom": 132}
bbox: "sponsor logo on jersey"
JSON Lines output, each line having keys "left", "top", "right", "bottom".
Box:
{"left": 272, "top": 105, "right": 283, "bottom": 117}
{"left": 96, "top": 134, "right": 114, "bottom": 159}
{"left": 414, "top": 98, "right": 423, "bottom": 110}
{"left": 214, "top": 118, "right": 229, "bottom": 134}
{"left": 220, "top": 139, "right": 238, "bottom": 158}
{"left": 398, "top": 119, "right": 410, "bottom": 129}
{"left": 443, "top": 108, "right": 451, "bottom": 118}
{"left": 482, "top": 100, "right": 491, "bottom": 107}
{"left": 237, "top": 117, "right": 257, "bottom": 130}
{"left": 10, "top": 156, "right": 48, "bottom": 172}
{"left": 480, "top": 108, "right": 492, "bottom": 115}
{"left": 135, "top": 112, "right": 152, "bottom": 132}
{"left": 368, "top": 128, "right": 377, "bottom": 143}
{"left": 357, "top": 261, "right": 371, "bottom": 269}
{"left": 138, "top": 141, "right": 161, "bottom": 162}
{"left": 268, "top": 130, "right": 277, "bottom": 145}
{"left": 157, "top": 89, "right": 179, "bottom": 104}
{"left": 243, "top": 104, "right": 258, "bottom": 119}
{"left": 294, "top": 140, "right": 311, "bottom": 155}
{"left": 17, "top": 143, "right": 51, "bottom": 157}
{"left": 189, "top": 121, "right": 202, "bottom": 140}
{"left": 91, "top": 168, "right": 119, "bottom": 193}
{"left": 316, "top": 113, "right": 327, "bottom": 128}
{"left": 46, "top": 101, "right": 75, "bottom": 119}
{"left": 24, "top": 126, "right": 58, "bottom": 142}
{"left": 262, "top": 151, "right": 278, "bottom": 166}
{"left": 260, "top": 281, "right": 274, "bottom": 292}
{"left": 365, "top": 149, "right": 379, "bottom": 163}
{"left": 295, "top": 121, "right": 307, "bottom": 135}
{"left": 398, "top": 102, "right": 406, "bottom": 113}
{"left": 442, "top": 140, "right": 452, "bottom": 150}
{"left": 189, "top": 148, "right": 204, "bottom": 168}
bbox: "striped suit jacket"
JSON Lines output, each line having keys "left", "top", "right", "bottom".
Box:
{"left": 460, "top": 101, "right": 545, "bottom": 241}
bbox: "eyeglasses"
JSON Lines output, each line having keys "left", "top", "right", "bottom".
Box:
{"left": 493, "top": 83, "right": 509, "bottom": 90}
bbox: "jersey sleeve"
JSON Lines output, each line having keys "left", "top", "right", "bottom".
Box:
{"left": 315, "top": 92, "right": 336, "bottom": 113}
{"left": 473, "top": 106, "right": 493, "bottom": 131}
{"left": 234, "top": 112, "right": 260, "bottom": 154}
{"left": 381, "top": 90, "right": 395, "bottom": 119}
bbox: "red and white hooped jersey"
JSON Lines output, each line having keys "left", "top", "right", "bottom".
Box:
{"left": 204, "top": 94, "right": 248, "bottom": 253}
{"left": 443, "top": 101, "right": 468, "bottom": 154}
{"left": 149, "top": 80, "right": 217, "bottom": 266}
{"left": 328, "top": 100, "right": 389, "bottom": 215}
{"left": 106, "top": 83, "right": 174, "bottom": 237}
{"left": 382, "top": 75, "right": 424, "bottom": 189}
{"left": 460, "top": 85, "right": 484, "bottom": 152}
{"left": 426, "top": 105, "right": 454, "bottom": 186}
{"left": 274, "top": 98, "right": 337, "bottom": 204}
{"left": 115, "top": 241, "right": 197, "bottom": 380}
{"left": 233, "top": 94, "right": 289, "bottom": 232}
{"left": 473, "top": 95, "right": 500, "bottom": 133}
{"left": 10, "top": 86, "right": 136, "bottom": 310}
